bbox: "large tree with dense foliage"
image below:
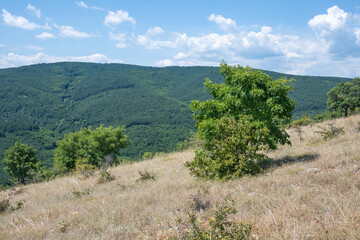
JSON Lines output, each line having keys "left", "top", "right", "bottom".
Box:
{"left": 2, "top": 142, "right": 38, "bottom": 184}
{"left": 327, "top": 78, "right": 360, "bottom": 117}
{"left": 186, "top": 62, "right": 296, "bottom": 180}
{"left": 54, "top": 125, "right": 129, "bottom": 173}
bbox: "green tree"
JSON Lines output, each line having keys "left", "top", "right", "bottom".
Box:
{"left": 327, "top": 78, "right": 360, "bottom": 117}
{"left": 2, "top": 142, "right": 38, "bottom": 184}
{"left": 186, "top": 62, "right": 295, "bottom": 180}
{"left": 54, "top": 125, "right": 129, "bottom": 173}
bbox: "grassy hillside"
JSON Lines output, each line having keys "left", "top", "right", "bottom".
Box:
{"left": 0, "top": 62, "right": 351, "bottom": 185}
{"left": 1, "top": 115, "right": 359, "bottom": 239}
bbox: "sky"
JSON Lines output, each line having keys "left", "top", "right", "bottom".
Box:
{"left": 1, "top": 0, "right": 360, "bottom": 77}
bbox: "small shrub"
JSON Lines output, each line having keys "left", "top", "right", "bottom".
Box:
{"left": 97, "top": 171, "right": 115, "bottom": 184}
{"left": 173, "top": 197, "right": 252, "bottom": 239}
{"left": 10, "top": 201, "right": 24, "bottom": 211}
{"left": 0, "top": 184, "right": 8, "bottom": 192}
{"left": 110, "top": 157, "right": 128, "bottom": 166}
{"left": 316, "top": 124, "right": 344, "bottom": 140}
{"left": 356, "top": 121, "right": 360, "bottom": 133}
{"left": 28, "top": 162, "right": 54, "bottom": 183}
{"left": 294, "top": 126, "right": 303, "bottom": 141}
{"left": 291, "top": 114, "right": 312, "bottom": 127}
{"left": 142, "top": 152, "right": 155, "bottom": 160}
{"left": 72, "top": 189, "right": 90, "bottom": 198}
{"left": 75, "top": 158, "right": 96, "bottom": 179}
{"left": 0, "top": 199, "right": 24, "bottom": 214}
{"left": 136, "top": 170, "right": 156, "bottom": 182}
{"left": 0, "top": 199, "right": 10, "bottom": 213}
{"left": 191, "top": 191, "right": 210, "bottom": 212}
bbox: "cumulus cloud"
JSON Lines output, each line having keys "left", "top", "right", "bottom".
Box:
{"left": 75, "top": 1, "right": 103, "bottom": 10}
{"left": 104, "top": 10, "right": 136, "bottom": 27}
{"left": 109, "top": 32, "right": 127, "bottom": 48}
{"left": 147, "top": 26, "right": 165, "bottom": 36}
{"left": 35, "top": 32, "right": 56, "bottom": 39}
{"left": 2, "top": 9, "right": 47, "bottom": 30}
{"left": 308, "top": 6, "right": 360, "bottom": 57}
{"left": 134, "top": 6, "right": 360, "bottom": 77}
{"left": 135, "top": 26, "right": 297, "bottom": 60}
{"left": 208, "top": 14, "right": 237, "bottom": 32}
{"left": 309, "top": 6, "right": 348, "bottom": 35}
{"left": 56, "top": 25, "right": 90, "bottom": 38}
{"left": 26, "top": 4, "right": 41, "bottom": 18}
{"left": 0, "top": 52, "right": 123, "bottom": 69}
{"left": 155, "top": 59, "right": 174, "bottom": 67}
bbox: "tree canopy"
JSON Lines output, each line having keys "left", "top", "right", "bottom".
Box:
{"left": 2, "top": 142, "right": 38, "bottom": 184}
{"left": 186, "top": 62, "right": 296, "bottom": 180}
{"left": 54, "top": 125, "right": 129, "bottom": 173}
{"left": 327, "top": 78, "right": 360, "bottom": 117}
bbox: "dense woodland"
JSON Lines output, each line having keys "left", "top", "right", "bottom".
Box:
{"left": 0, "top": 62, "right": 351, "bottom": 185}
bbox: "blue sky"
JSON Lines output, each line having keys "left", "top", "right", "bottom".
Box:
{"left": 1, "top": 0, "right": 360, "bottom": 77}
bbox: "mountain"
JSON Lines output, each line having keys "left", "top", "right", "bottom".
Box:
{"left": 0, "top": 62, "right": 351, "bottom": 185}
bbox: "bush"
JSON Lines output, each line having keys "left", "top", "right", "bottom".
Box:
{"left": 0, "top": 198, "right": 23, "bottom": 214}
{"left": 142, "top": 152, "right": 155, "bottom": 160}
{"left": 54, "top": 125, "right": 129, "bottom": 173}
{"left": 136, "top": 170, "right": 156, "bottom": 182}
{"left": 313, "top": 111, "right": 342, "bottom": 122}
{"left": 2, "top": 142, "right": 39, "bottom": 184}
{"left": 356, "top": 121, "right": 360, "bottom": 133}
{"left": 97, "top": 171, "right": 115, "bottom": 184}
{"left": 186, "top": 117, "right": 270, "bottom": 180}
{"left": 173, "top": 197, "right": 252, "bottom": 239}
{"left": 0, "top": 199, "right": 10, "bottom": 213}
{"left": 316, "top": 124, "right": 344, "bottom": 140}
{"left": 291, "top": 114, "right": 312, "bottom": 127}
{"left": 28, "top": 162, "right": 54, "bottom": 183}
{"left": 187, "top": 62, "right": 295, "bottom": 180}
{"left": 75, "top": 158, "right": 96, "bottom": 179}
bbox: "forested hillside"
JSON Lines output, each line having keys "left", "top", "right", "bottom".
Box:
{"left": 0, "top": 62, "right": 350, "bottom": 184}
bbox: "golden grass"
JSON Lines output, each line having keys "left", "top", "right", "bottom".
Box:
{"left": 1, "top": 115, "right": 360, "bottom": 239}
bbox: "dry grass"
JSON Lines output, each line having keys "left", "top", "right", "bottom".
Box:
{"left": 1, "top": 115, "right": 360, "bottom": 239}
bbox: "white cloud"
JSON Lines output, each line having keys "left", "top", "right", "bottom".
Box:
{"left": 131, "top": 7, "right": 360, "bottom": 77}
{"left": 115, "top": 42, "right": 127, "bottom": 48}
{"left": 36, "top": 32, "right": 56, "bottom": 39}
{"left": 147, "top": 26, "right": 164, "bottom": 36}
{"left": 308, "top": 6, "right": 360, "bottom": 57}
{"left": 109, "top": 32, "right": 126, "bottom": 41}
{"left": 26, "top": 4, "right": 41, "bottom": 18}
{"left": 57, "top": 25, "right": 90, "bottom": 38}
{"left": 155, "top": 59, "right": 174, "bottom": 67}
{"left": 109, "top": 32, "right": 127, "bottom": 48}
{"left": 309, "top": 6, "right": 348, "bottom": 34}
{"left": 75, "top": 1, "right": 87, "bottom": 8}
{"left": 208, "top": 14, "right": 237, "bottom": 32}
{"left": 0, "top": 44, "right": 4, "bottom": 47}
{"left": 2, "top": 9, "right": 46, "bottom": 30}
{"left": 104, "top": 10, "right": 136, "bottom": 27}
{"left": 75, "top": 1, "right": 103, "bottom": 10}
{"left": 26, "top": 45, "right": 43, "bottom": 51}
{"left": 135, "top": 26, "right": 290, "bottom": 59}
{"left": 0, "top": 52, "right": 123, "bottom": 69}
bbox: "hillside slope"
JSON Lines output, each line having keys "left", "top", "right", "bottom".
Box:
{"left": 0, "top": 62, "right": 351, "bottom": 185}
{"left": 1, "top": 115, "right": 359, "bottom": 239}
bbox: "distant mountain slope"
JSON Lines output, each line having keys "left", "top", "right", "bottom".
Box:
{"left": 0, "top": 62, "right": 351, "bottom": 185}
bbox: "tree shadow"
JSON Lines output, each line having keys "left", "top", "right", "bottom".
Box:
{"left": 261, "top": 153, "right": 320, "bottom": 171}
